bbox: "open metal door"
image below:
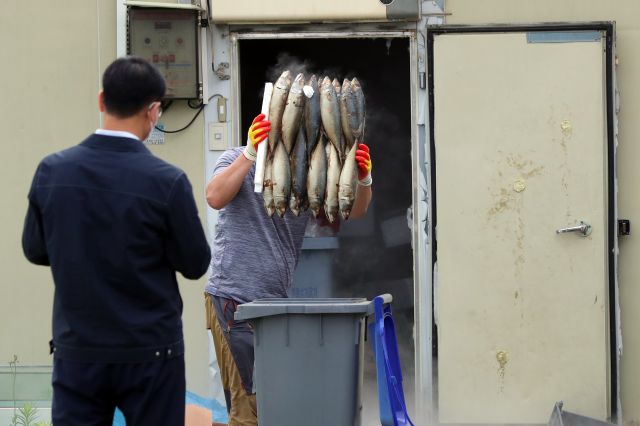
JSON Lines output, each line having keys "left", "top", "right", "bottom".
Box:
{"left": 428, "top": 23, "right": 617, "bottom": 424}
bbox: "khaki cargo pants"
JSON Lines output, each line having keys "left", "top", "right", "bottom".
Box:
{"left": 205, "top": 293, "right": 257, "bottom": 426}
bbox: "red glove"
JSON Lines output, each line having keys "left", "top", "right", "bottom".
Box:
{"left": 355, "top": 143, "right": 372, "bottom": 186}
{"left": 243, "top": 113, "right": 271, "bottom": 161}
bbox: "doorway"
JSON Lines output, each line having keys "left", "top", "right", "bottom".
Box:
{"left": 236, "top": 33, "right": 416, "bottom": 424}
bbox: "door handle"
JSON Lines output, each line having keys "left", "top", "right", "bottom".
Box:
{"left": 556, "top": 221, "right": 592, "bottom": 237}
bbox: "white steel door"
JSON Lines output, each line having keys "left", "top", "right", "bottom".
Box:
{"left": 431, "top": 26, "right": 615, "bottom": 424}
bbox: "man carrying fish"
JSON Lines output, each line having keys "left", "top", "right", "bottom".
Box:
{"left": 204, "top": 113, "right": 373, "bottom": 426}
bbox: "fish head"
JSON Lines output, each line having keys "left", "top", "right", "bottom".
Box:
{"left": 320, "top": 79, "right": 336, "bottom": 102}
{"left": 289, "top": 197, "right": 300, "bottom": 216}
{"left": 291, "top": 79, "right": 307, "bottom": 105}
{"left": 293, "top": 73, "right": 305, "bottom": 85}
{"left": 321, "top": 76, "right": 332, "bottom": 90}
{"left": 276, "top": 70, "right": 293, "bottom": 88}
{"left": 339, "top": 198, "right": 353, "bottom": 221}
{"left": 351, "top": 77, "right": 361, "bottom": 90}
{"left": 275, "top": 199, "right": 288, "bottom": 217}
{"left": 324, "top": 204, "right": 339, "bottom": 224}
{"left": 266, "top": 205, "right": 276, "bottom": 217}
{"left": 342, "top": 78, "right": 352, "bottom": 92}
{"left": 332, "top": 78, "right": 341, "bottom": 93}
{"left": 309, "top": 204, "right": 320, "bottom": 218}
{"left": 264, "top": 197, "right": 276, "bottom": 217}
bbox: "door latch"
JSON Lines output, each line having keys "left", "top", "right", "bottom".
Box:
{"left": 556, "top": 221, "right": 592, "bottom": 237}
{"left": 618, "top": 219, "right": 631, "bottom": 236}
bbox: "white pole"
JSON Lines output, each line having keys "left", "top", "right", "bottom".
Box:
{"left": 116, "top": 0, "right": 126, "bottom": 58}
{"left": 254, "top": 82, "right": 273, "bottom": 193}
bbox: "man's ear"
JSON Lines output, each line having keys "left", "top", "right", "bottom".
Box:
{"left": 98, "top": 90, "right": 106, "bottom": 113}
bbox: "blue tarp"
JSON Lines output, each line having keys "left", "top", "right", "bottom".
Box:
{"left": 112, "top": 391, "right": 228, "bottom": 425}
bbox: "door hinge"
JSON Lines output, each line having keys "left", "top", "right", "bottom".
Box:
{"left": 199, "top": 11, "right": 209, "bottom": 28}
{"left": 618, "top": 219, "right": 631, "bottom": 236}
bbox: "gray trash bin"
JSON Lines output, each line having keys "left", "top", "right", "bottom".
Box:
{"left": 235, "top": 296, "right": 388, "bottom": 426}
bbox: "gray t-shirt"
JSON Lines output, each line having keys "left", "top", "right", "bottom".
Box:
{"left": 205, "top": 148, "right": 309, "bottom": 303}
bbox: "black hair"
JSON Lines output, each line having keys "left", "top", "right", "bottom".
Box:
{"left": 102, "top": 56, "right": 166, "bottom": 118}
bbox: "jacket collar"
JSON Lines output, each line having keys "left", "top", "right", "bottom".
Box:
{"left": 80, "top": 133, "right": 151, "bottom": 154}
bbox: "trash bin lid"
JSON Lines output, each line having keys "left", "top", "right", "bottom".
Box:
{"left": 234, "top": 297, "right": 371, "bottom": 321}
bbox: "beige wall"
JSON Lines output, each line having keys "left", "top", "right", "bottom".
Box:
{"left": 1, "top": 1, "right": 111, "bottom": 364}
{"left": 0, "top": 0, "right": 210, "bottom": 397}
{"left": 445, "top": 1, "right": 640, "bottom": 424}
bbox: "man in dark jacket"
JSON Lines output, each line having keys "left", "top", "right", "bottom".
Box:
{"left": 22, "top": 56, "right": 211, "bottom": 425}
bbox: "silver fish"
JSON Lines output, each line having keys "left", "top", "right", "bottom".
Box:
{"left": 340, "top": 78, "right": 359, "bottom": 150}
{"left": 303, "top": 75, "right": 321, "bottom": 161}
{"left": 351, "top": 77, "right": 366, "bottom": 142}
{"left": 289, "top": 126, "right": 308, "bottom": 216}
{"left": 262, "top": 157, "right": 275, "bottom": 217}
{"left": 332, "top": 78, "right": 342, "bottom": 97}
{"left": 320, "top": 77, "right": 343, "bottom": 165}
{"left": 338, "top": 142, "right": 359, "bottom": 220}
{"left": 324, "top": 141, "right": 341, "bottom": 223}
{"left": 281, "top": 73, "right": 305, "bottom": 155}
{"left": 306, "top": 132, "right": 327, "bottom": 218}
{"left": 267, "top": 71, "right": 292, "bottom": 158}
{"left": 332, "top": 78, "right": 347, "bottom": 162}
{"left": 272, "top": 141, "right": 291, "bottom": 218}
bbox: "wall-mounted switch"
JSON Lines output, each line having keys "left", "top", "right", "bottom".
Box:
{"left": 208, "top": 123, "right": 227, "bottom": 151}
{"left": 217, "top": 96, "right": 227, "bottom": 122}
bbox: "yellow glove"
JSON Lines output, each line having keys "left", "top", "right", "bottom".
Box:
{"left": 356, "top": 143, "right": 372, "bottom": 186}
{"left": 243, "top": 113, "right": 270, "bottom": 161}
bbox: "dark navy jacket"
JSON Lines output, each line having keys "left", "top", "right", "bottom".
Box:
{"left": 22, "top": 133, "right": 211, "bottom": 362}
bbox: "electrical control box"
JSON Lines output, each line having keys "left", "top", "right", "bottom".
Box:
{"left": 209, "top": 0, "right": 419, "bottom": 23}
{"left": 128, "top": 6, "right": 200, "bottom": 99}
